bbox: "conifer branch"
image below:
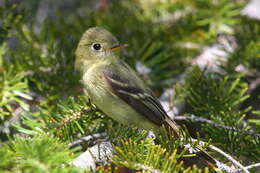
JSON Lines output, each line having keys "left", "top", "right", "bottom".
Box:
{"left": 58, "top": 108, "right": 93, "bottom": 128}
{"left": 175, "top": 115, "right": 260, "bottom": 138}
{"left": 189, "top": 138, "right": 250, "bottom": 173}
{"left": 69, "top": 132, "right": 107, "bottom": 148}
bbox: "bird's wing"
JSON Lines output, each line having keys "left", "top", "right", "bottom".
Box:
{"left": 102, "top": 61, "right": 167, "bottom": 126}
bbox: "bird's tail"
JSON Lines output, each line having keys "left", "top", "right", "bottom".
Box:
{"left": 193, "top": 145, "right": 218, "bottom": 171}
{"left": 164, "top": 117, "right": 181, "bottom": 138}
{"left": 164, "top": 117, "right": 218, "bottom": 171}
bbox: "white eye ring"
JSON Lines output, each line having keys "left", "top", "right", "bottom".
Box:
{"left": 92, "top": 43, "right": 102, "bottom": 51}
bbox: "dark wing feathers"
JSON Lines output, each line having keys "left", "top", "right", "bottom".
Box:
{"left": 103, "top": 65, "right": 167, "bottom": 126}
{"left": 103, "top": 65, "right": 217, "bottom": 167}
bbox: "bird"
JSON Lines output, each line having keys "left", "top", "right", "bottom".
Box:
{"left": 75, "top": 26, "right": 180, "bottom": 136}
{"left": 75, "top": 26, "right": 217, "bottom": 170}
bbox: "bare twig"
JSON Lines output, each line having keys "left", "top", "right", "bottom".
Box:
{"left": 186, "top": 138, "right": 249, "bottom": 173}
{"left": 208, "top": 143, "right": 249, "bottom": 173}
{"left": 175, "top": 115, "right": 260, "bottom": 138}
{"left": 69, "top": 132, "right": 107, "bottom": 148}
{"left": 244, "top": 163, "right": 260, "bottom": 170}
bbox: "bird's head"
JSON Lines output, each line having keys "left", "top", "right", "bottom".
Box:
{"left": 75, "top": 27, "right": 127, "bottom": 73}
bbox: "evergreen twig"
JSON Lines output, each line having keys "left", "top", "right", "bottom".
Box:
{"left": 69, "top": 132, "right": 108, "bottom": 148}
{"left": 175, "top": 115, "right": 260, "bottom": 137}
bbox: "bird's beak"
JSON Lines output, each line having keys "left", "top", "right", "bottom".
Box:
{"left": 110, "top": 44, "right": 128, "bottom": 51}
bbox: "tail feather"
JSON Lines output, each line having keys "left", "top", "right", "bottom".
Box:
{"left": 195, "top": 146, "right": 218, "bottom": 171}
{"left": 164, "top": 117, "right": 181, "bottom": 138}
{"left": 164, "top": 117, "right": 218, "bottom": 172}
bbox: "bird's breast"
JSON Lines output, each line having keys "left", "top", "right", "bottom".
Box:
{"left": 82, "top": 65, "right": 114, "bottom": 100}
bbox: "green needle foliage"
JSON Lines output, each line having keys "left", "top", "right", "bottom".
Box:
{"left": 0, "top": 67, "right": 31, "bottom": 118}
{"left": 40, "top": 96, "right": 105, "bottom": 141}
{"left": 112, "top": 138, "right": 206, "bottom": 173}
{"left": 180, "top": 67, "right": 260, "bottom": 161}
{"left": 0, "top": 134, "right": 80, "bottom": 173}
{"left": 0, "top": 0, "right": 260, "bottom": 172}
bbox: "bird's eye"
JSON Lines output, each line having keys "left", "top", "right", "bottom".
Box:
{"left": 92, "top": 43, "right": 102, "bottom": 51}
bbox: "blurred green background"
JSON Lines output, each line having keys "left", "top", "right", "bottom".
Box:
{"left": 0, "top": 0, "right": 260, "bottom": 172}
